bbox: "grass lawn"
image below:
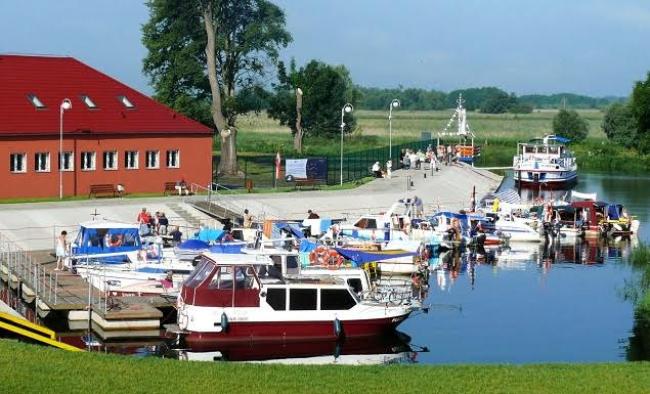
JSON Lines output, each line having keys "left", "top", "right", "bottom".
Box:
{"left": 2, "top": 340, "right": 650, "bottom": 393}
{"left": 237, "top": 109, "right": 607, "bottom": 143}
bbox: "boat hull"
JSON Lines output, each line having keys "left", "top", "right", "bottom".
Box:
{"left": 183, "top": 315, "right": 409, "bottom": 345}
{"left": 514, "top": 171, "right": 578, "bottom": 189}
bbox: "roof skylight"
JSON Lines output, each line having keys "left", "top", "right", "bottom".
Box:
{"left": 27, "top": 94, "right": 45, "bottom": 109}
{"left": 118, "top": 95, "right": 134, "bottom": 109}
{"left": 81, "top": 95, "right": 97, "bottom": 109}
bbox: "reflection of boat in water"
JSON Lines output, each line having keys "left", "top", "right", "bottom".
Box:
{"left": 177, "top": 332, "right": 418, "bottom": 364}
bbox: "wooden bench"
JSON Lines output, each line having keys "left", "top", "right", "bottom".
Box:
{"left": 89, "top": 184, "right": 117, "bottom": 198}
{"left": 163, "top": 182, "right": 177, "bottom": 196}
{"left": 294, "top": 178, "right": 324, "bottom": 190}
{"left": 164, "top": 181, "right": 191, "bottom": 196}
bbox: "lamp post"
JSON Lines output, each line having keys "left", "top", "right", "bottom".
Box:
{"left": 340, "top": 103, "right": 354, "bottom": 185}
{"left": 59, "top": 98, "right": 72, "bottom": 199}
{"left": 388, "top": 99, "right": 399, "bottom": 159}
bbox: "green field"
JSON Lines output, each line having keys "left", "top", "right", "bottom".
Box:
{"left": 236, "top": 109, "right": 607, "bottom": 143}
{"left": 2, "top": 340, "right": 650, "bottom": 393}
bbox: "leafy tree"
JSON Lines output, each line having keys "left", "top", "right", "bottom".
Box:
{"left": 631, "top": 72, "right": 650, "bottom": 152}
{"left": 142, "top": 0, "right": 291, "bottom": 175}
{"left": 480, "top": 92, "right": 518, "bottom": 114}
{"left": 552, "top": 109, "right": 589, "bottom": 142}
{"left": 508, "top": 102, "right": 534, "bottom": 114}
{"left": 267, "top": 60, "right": 359, "bottom": 152}
{"left": 602, "top": 103, "right": 637, "bottom": 148}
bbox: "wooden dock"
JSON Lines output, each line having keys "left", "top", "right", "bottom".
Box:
{"left": 0, "top": 239, "right": 173, "bottom": 336}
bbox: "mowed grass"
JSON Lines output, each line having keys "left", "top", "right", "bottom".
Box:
{"left": 2, "top": 340, "right": 650, "bottom": 394}
{"left": 237, "top": 109, "right": 607, "bottom": 143}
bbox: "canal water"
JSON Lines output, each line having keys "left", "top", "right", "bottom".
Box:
{"left": 2, "top": 172, "right": 649, "bottom": 364}
{"left": 401, "top": 172, "right": 650, "bottom": 364}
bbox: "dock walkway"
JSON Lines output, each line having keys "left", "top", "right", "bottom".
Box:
{"left": 0, "top": 239, "right": 172, "bottom": 334}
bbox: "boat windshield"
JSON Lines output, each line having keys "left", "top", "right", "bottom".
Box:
{"left": 185, "top": 260, "right": 214, "bottom": 288}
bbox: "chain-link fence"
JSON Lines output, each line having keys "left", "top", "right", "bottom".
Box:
{"left": 212, "top": 139, "right": 437, "bottom": 189}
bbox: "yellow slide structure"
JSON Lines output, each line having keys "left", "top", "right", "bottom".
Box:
{"left": 0, "top": 312, "right": 82, "bottom": 352}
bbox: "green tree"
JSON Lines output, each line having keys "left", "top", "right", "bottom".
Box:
{"left": 602, "top": 102, "right": 637, "bottom": 148}
{"left": 552, "top": 109, "right": 589, "bottom": 142}
{"left": 480, "top": 92, "right": 518, "bottom": 114}
{"left": 142, "top": 0, "right": 291, "bottom": 175}
{"left": 268, "top": 60, "right": 359, "bottom": 151}
{"left": 631, "top": 72, "right": 650, "bottom": 153}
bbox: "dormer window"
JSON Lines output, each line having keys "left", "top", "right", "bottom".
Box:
{"left": 81, "top": 95, "right": 97, "bottom": 109}
{"left": 27, "top": 94, "right": 45, "bottom": 109}
{"left": 118, "top": 95, "right": 134, "bottom": 109}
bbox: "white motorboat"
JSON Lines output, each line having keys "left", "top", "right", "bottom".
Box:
{"left": 513, "top": 135, "right": 578, "bottom": 188}
{"left": 176, "top": 253, "right": 417, "bottom": 345}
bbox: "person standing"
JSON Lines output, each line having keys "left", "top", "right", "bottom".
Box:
{"left": 386, "top": 160, "right": 392, "bottom": 179}
{"left": 137, "top": 208, "right": 151, "bottom": 235}
{"left": 55, "top": 231, "right": 68, "bottom": 271}
{"left": 243, "top": 209, "right": 254, "bottom": 228}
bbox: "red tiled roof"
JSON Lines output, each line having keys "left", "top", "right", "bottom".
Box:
{"left": 0, "top": 54, "right": 213, "bottom": 136}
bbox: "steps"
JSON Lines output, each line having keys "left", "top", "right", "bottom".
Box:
{"left": 167, "top": 202, "right": 209, "bottom": 228}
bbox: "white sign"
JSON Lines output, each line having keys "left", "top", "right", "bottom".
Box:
{"left": 285, "top": 159, "right": 307, "bottom": 178}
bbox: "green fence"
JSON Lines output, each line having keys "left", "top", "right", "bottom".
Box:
{"left": 212, "top": 139, "right": 437, "bottom": 189}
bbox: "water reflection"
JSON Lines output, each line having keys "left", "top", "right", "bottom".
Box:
{"left": 172, "top": 332, "right": 420, "bottom": 364}
{"left": 432, "top": 238, "right": 634, "bottom": 293}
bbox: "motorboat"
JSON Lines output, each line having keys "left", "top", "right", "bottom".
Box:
{"left": 513, "top": 135, "right": 577, "bottom": 188}
{"left": 176, "top": 253, "right": 417, "bottom": 345}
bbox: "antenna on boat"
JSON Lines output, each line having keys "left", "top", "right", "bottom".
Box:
{"left": 90, "top": 209, "right": 100, "bottom": 221}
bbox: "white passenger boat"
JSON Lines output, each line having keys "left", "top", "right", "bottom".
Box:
{"left": 177, "top": 253, "right": 417, "bottom": 345}
{"left": 513, "top": 135, "right": 577, "bottom": 188}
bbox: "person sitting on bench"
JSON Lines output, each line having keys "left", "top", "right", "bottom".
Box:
{"left": 175, "top": 178, "right": 189, "bottom": 195}
{"left": 372, "top": 161, "right": 383, "bottom": 178}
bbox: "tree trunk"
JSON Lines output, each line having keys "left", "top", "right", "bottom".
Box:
{"left": 202, "top": 4, "right": 238, "bottom": 175}
{"left": 294, "top": 87, "right": 303, "bottom": 153}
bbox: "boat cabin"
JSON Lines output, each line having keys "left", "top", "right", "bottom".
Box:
{"left": 179, "top": 253, "right": 360, "bottom": 311}
{"left": 71, "top": 221, "right": 141, "bottom": 262}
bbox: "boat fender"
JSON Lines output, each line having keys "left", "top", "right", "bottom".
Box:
{"left": 333, "top": 318, "right": 343, "bottom": 339}
{"left": 220, "top": 312, "right": 229, "bottom": 333}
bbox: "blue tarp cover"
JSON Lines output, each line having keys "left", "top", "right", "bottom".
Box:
{"left": 72, "top": 226, "right": 141, "bottom": 263}
{"left": 334, "top": 248, "right": 416, "bottom": 265}
{"left": 276, "top": 222, "right": 305, "bottom": 239}
{"left": 300, "top": 239, "right": 317, "bottom": 252}
{"left": 178, "top": 239, "right": 210, "bottom": 250}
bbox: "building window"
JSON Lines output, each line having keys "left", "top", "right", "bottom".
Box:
{"left": 34, "top": 152, "right": 50, "bottom": 172}
{"left": 117, "top": 95, "right": 135, "bottom": 109}
{"left": 124, "top": 151, "right": 138, "bottom": 169}
{"left": 166, "top": 150, "right": 180, "bottom": 168}
{"left": 27, "top": 94, "right": 46, "bottom": 109}
{"left": 103, "top": 151, "right": 118, "bottom": 170}
{"left": 80, "top": 152, "right": 96, "bottom": 171}
{"left": 59, "top": 152, "right": 74, "bottom": 171}
{"left": 145, "top": 150, "right": 159, "bottom": 169}
{"left": 10, "top": 153, "right": 26, "bottom": 173}
{"left": 81, "top": 95, "right": 97, "bottom": 109}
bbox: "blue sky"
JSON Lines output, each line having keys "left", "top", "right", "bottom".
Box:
{"left": 2, "top": 0, "right": 649, "bottom": 96}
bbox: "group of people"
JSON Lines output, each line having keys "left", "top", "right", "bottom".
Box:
{"left": 137, "top": 208, "right": 170, "bottom": 236}
{"left": 399, "top": 146, "right": 441, "bottom": 171}
{"left": 371, "top": 160, "right": 392, "bottom": 179}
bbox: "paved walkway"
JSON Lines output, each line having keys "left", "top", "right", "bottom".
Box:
{"left": 0, "top": 164, "right": 501, "bottom": 251}
{"left": 213, "top": 163, "right": 502, "bottom": 220}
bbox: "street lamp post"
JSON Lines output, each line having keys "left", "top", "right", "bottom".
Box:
{"left": 340, "top": 103, "right": 354, "bottom": 185}
{"left": 388, "top": 99, "right": 399, "bottom": 159}
{"left": 59, "top": 98, "right": 72, "bottom": 199}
